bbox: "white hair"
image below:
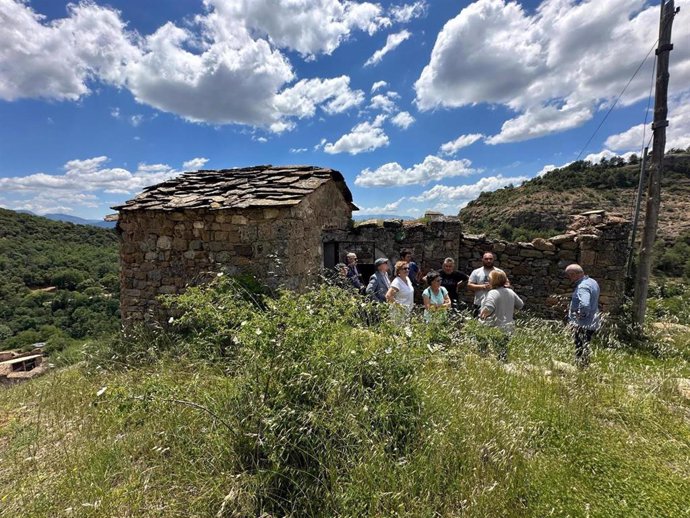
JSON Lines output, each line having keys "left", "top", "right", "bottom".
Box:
{"left": 565, "top": 263, "right": 584, "bottom": 274}
{"left": 443, "top": 257, "right": 455, "bottom": 264}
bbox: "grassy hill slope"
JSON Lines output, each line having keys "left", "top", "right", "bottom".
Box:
{"left": 459, "top": 150, "right": 690, "bottom": 244}
{"left": 1, "top": 280, "right": 689, "bottom": 517}
{"left": 0, "top": 208, "right": 120, "bottom": 351}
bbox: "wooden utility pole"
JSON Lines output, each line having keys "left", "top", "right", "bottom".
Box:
{"left": 626, "top": 146, "right": 649, "bottom": 283}
{"left": 632, "top": 0, "right": 678, "bottom": 325}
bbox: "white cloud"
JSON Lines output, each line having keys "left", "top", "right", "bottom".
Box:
{"left": 129, "top": 114, "right": 144, "bottom": 127}
{"left": 323, "top": 115, "right": 389, "bottom": 155}
{"left": 409, "top": 175, "right": 529, "bottom": 206}
{"left": 536, "top": 164, "right": 557, "bottom": 177}
{"left": 0, "top": 1, "right": 137, "bottom": 101}
{"left": 371, "top": 80, "right": 388, "bottom": 92}
{"left": 440, "top": 133, "right": 484, "bottom": 155}
{"left": 355, "top": 155, "right": 478, "bottom": 187}
{"left": 605, "top": 95, "right": 690, "bottom": 152}
{"left": 484, "top": 102, "right": 593, "bottom": 145}
{"left": 206, "top": 0, "right": 388, "bottom": 58}
{"left": 357, "top": 198, "right": 405, "bottom": 215}
{"left": 290, "top": 147, "right": 308, "bottom": 153}
{"left": 274, "top": 76, "right": 364, "bottom": 118}
{"left": 0, "top": 156, "right": 183, "bottom": 212}
{"left": 391, "top": 111, "right": 415, "bottom": 129}
{"left": 182, "top": 157, "right": 209, "bottom": 170}
{"left": 415, "top": 0, "right": 690, "bottom": 144}
{"left": 391, "top": 112, "right": 415, "bottom": 129}
{"left": 369, "top": 92, "right": 399, "bottom": 113}
{"left": 389, "top": 2, "right": 428, "bottom": 23}
{"left": 582, "top": 150, "right": 636, "bottom": 164}
{"left": 355, "top": 172, "right": 530, "bottom": 216}
{"left": 0, "top": 0, "right": 382, "bottom": 131}
{"left": 364, "top": 30, "right": 412, "bottom": 67}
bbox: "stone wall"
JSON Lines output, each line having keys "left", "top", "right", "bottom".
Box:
{"left": 323, "top": 211, "right": 630, "bottom": 318}
{"left": 118, "top": 180, "right": 351, "bottom": 323}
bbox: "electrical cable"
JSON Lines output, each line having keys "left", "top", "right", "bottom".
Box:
{"left": 575, "top": 38, "right": 659, "bottom": 162}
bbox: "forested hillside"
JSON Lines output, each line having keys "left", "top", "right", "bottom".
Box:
{"left": 460, "top": 150, "right": 690, "bottom": 238}
{"left": 0, "top": 208, "right": 120, "bottom": 351}
{"left": 458, "top": 149, "right": 690, "bottom": 277}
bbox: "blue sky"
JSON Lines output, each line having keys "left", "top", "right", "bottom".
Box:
{"left": 0, "top": 0, "right": 688, "bottom": 219}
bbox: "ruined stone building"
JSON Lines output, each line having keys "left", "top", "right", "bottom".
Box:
{"left": 114, "top": 164, "right": 630, "bottom": 324}
{"left": 113, "top": 165, "right": 355, "bottom": 322}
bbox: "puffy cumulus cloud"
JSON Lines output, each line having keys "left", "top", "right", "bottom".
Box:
{"left": 182, "top": 157, "right": 209, "bottom": 170}
{"left": 371, "top": 80, "right": 388, "bottom": 92}
{"left": 0, "top": 0, "right": 137, "bottom": 101}
{"left": 536, "top": 164, "right": 557, "bottom": 177}
{"left": 484, "top": 102, "right": 593, "bottom": 144}
{"left": 440, "top": 133, "right": 484, "bottom": 155}
{"left": 323, "top": 115, "right": 389, "bottom": 155}
{"left": 0, "top": 0, "right": 379, "bottom": 130}
{"left": 355, "top": 155, "right": 477, "bottom": 187}
{"left": 369, "top": 92, "right": 399, "bottom": 113}
{"left": 206, "top": 0, "right": 388, "bottom": 58}
{"left": 364, "top": 29, "right": 411, "bottom": 67}
{"left": 582, "top": 150, "right": 636, "bottom": 164}
{"left": 415, "top": 0, "right": 690, "bottom": 144}
{"left": 356, "top": 198, "right": 405, "bottom": 215}
{"left": 125, "top": 20, "right": 294, "bottom": 127}
{"left": 0, "top": 155, "right": 208, "bottom": 214}
{"left": 605, "top": 96, "right": 690, "bottom": 152}
{"left": 389, "top": 1, "right": 428, "bottom": 23}
{"left": 391, "top": 111, "right": 415, "bottom": 129}
{"left": 273, "top": 76, "right": 365, "bottom": 118}
{"left": 3, "top": 192, "right": 101, "bottom": 215}
{"left": 408, "top": 175, "right": 530, "bottom": 206}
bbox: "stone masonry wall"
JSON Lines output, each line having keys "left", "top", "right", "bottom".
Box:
{"left": 323, "top": 211, "right": 630, "bottom": 318}
{"left": 118, "top": 181, "right": 351, "bottom": 323}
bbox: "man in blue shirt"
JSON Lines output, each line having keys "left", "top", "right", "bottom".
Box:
{"left": 565, "top": 263, "right": 600, "bottom": 368}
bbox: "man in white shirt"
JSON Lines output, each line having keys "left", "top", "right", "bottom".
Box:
{"left": 468, "top": 251, "right": 506, "bottom": 317}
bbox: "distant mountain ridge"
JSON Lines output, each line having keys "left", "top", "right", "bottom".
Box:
{"left": 17, "top": 210, "right": 115, "bottom": 228}
{"left": 457, "top": 150, "right": 690, "bottom": 244}
{"left": 353, "top": 214, "right": 414, "bottom": 221}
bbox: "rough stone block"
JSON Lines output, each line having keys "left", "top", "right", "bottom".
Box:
{"left": 519, "top": 249, "right": 544, "bottom": 258}
{"left": 580, "top": 249, "right": 596, "bottom": 266}
{"left": 532, "top": 238, "right": 556, "bottom": 251}
{"left": 157, "top": 236, "right": 172, "bottom": 250}
{"left": 232, "top": 215, "right": 248, "bottom": 225}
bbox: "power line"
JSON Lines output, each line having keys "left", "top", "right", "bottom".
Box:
{"left": 575, "top": 39, "right": 659, "bottom": 162}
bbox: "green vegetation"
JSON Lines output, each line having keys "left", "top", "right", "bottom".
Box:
{"left": 2, "top": 279, "right": 689, "bottom": 517}
{"left": 653, "top": 231, "right": 690, "bottom": 279}
{"left": 0, "top": 208, "right": 120, "bottom": 351}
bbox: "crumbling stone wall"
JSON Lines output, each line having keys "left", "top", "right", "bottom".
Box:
{"left": 118, "top": 181, "right": 351, "bottom": 323}
{"left": 324, "top": 211, "right": 630, "bottom": 318}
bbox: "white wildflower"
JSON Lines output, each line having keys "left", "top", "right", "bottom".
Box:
{"left": 255, "top": 329, "right": 262, "bottom": 336}
{"left": 96, "top": 386, "right": 107, "bottom": 397}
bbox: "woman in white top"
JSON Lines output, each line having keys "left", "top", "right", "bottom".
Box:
{"left": 422, "top": 270, "right": 451, "bottom": 323}
{"left": 386, "top": 260, "right": 415, "bottom": 322}
{"left": 479, "top": 270, "right": 524, "bottom": 334}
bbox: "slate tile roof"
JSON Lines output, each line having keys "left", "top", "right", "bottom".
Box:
{"left": 112, "top": 165, "right": 355, "bottom": 212}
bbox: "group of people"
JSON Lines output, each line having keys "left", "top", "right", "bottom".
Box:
{"left": 334, "top": 249, "right": 601, "bottom": 367}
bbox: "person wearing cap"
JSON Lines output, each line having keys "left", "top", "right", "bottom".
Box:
{"left": 345, "top": 252, "right": 365, "bottom": 293}
{"left": 366, "top": 258, "right": 391, "bottom": 303}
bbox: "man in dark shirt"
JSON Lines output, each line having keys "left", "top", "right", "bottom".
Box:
{"left": 439, "top": 257, "right": 469, "bottom": 310}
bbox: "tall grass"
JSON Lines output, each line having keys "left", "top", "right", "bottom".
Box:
{"left": 1, "top": 280, "right": 689, "bottom": 517}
